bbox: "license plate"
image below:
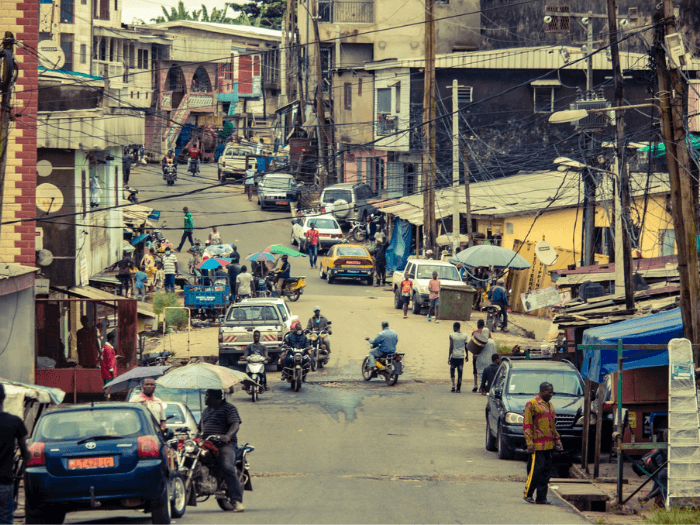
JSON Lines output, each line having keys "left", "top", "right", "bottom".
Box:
{"left": 347, "top": 261, "right": 361, "bottom": 265}
{"left": 275, "top": 201, "right": 288, "bottom": 205}
{"left": 68, "top": 457, "right": 115, "bottom": 470}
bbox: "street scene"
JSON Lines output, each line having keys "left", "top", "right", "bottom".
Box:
{"left": 2, "top": 0, "right": 700, "bottom": 524}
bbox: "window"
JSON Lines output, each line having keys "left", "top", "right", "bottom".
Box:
{"left": 436, "top": 0, "right": 449, "bottom": 3}
{"left": 60, "top": 34, "right": 73, "bottom": 71}
{"left": 344, "top": 82, "right": 352, "bottom": 110}
{"left": 395, "top": 82, "right": 401, "bottom": 113}
{"left": 137, "top": 49, "right": 149, "bottom": 69}
{"left": 114, "top": 0, "right": 117, "bottom": 9}
{"left": 505, "top": 222, "right": 513, "bottom": 234}
{"left": 94, "top": 0, "right": 109, "bottom": 20}
{"left": 659, "top": 229, "right": 676, "bottom": 256}
{"left": 358, "top": 77, "right": 362, "bottom": 96}
{"left": 318, "top": 0, "right": 332, "bottom": 22}
{"left": 377, "top": 87, "right": 391, "bottom": 114}
{"left": 80, "top": 44, "right": 87, "bottom": 64}
{"left": 320, "top": 47, "right": 332, "bottom": 92}
{"left": 534, "top": 86, "right": 556, "bottom": 113}
{"left": 60, "top": 0, "right": 74, "bottom": 23}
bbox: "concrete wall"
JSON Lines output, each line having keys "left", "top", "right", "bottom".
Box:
{"left": 0, "top": 284, "right": 35, "bottom": 383}
{"left": 0, "top": 0, "right": 38, "bottom": 267}
{"left": 373, "top": 67, "right": 411, "bottom": 151}
{"left": 335, "top": 69, "right": 374, "bottom": 145}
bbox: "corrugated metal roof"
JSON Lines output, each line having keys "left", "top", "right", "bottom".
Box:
{"left": 147, "top": 21, "right": 281, "bottom": 40}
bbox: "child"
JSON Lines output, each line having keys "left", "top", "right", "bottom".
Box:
{"left": 399, "top": 272, "right": 413, "bottom": 319}
{"left": 153, "top": 262, "right": 165, "bottom": 292}
{"left": 133, "top": 270, "right": 148, "bottom": 302}
{"left": 427, "top": 270, "right": 441, "bottom": 323}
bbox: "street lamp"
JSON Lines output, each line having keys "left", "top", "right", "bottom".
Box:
{"left": 549, "top": 103, "right": 661, "bottom": 124}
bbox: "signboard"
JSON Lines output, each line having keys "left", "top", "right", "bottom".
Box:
{"left": 79, "top": 252, "right": 89, "bottom": 287}
{"left": 35, "top": 278, "right": 50, "bottom": 295}
{"left": 521, "top": 285, "right": 564, "bottom": 312}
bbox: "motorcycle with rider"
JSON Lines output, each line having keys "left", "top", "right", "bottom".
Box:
{"left": 240, "top": 330, "right": 270, "bottom": 402}
{"left": 306, "top": 307, "right": 332, "bottom": 370}
{"left": 279, "top": 321, "right": 311, "bottom": 391}
{"left": 267, "top": 254, "right": 306, "bottom": 302}
{"left": 362, "top": 321, "right": 405, "bottom": 386}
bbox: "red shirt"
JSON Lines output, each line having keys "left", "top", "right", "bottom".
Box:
{"left": 100, "top": 343, "right": 116, "bottom": 380}
{"left": 189, "top": 148, "right": 201, "bottom": 160}
{"left": 305, "top": 229, "right": 319, "bottom": 246}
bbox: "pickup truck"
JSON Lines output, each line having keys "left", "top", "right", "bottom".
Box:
{"left": 391, "top": 258, "right": 468, "bottom": 315}
{"left": 217, "top": 144, "right": 255, "bottom": 181}
{"left": 218, "top": 298, "right": 297, "bottom": 368}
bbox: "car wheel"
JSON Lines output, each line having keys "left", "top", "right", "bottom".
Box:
{"left": 151, "top": 484, "right": 172, "bottom": 524}
{"left": 26, "top": 507, "right": 66, "bottom": 524}
{"left": 170, "top": 472, "right": 187, "bottom": 518}
{"left": 394, "top": 288, "right": 403, "bottom": 310}
{"left": 217, "top": 169, "right": 222, "bottom": 181}
{"left": 365, "top": 275, "right": 373, "bottom": 286}
{"left": 319, "top": 266, "right": 326, "bottom": 279}
{"left": 497, "top": 423, "right": 514, "bottom": 460}
{"left": 485, "top": 414, "right": 497, "bottom": 451}
{"left": 327, "top": 272, "right": 335, "bottom": 284}
{"left": 291, "top": 232, "right": 297, "bottom": 246}
{"left": 412, "top": 295, "right": 421, "bottom": 315}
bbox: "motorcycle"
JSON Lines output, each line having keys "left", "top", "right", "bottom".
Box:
{"left": 241, "top": 354, "right": 267, "bottom": 402}
{"left": 266, "top": 273, "right": 306, "bottom": 302}
{"left": 361, "top": 339, "right": 405, "bottom": 386}
{"left": 124, "top": 186, "right": 139, "bottom": 204}
{"left": 280, "top": 344, "right": 311, "bottom": 392}
{"left": 307, "top": 323, "right": 332, "bottom": 371}
{"left": 142, "top": 350, "right": 172, "bottom": 366}
{"left": 188, "top": 158, "right": 200, "bottom": 177}
{"left": 255, "top": 276, "right": 271, "bottom": 298}
{"left": 175, "top": 435, "right": 254, "bottom": 511}
{"left": 164, "top": 163, "right": 177, "bottom": 186}
{"left": 349, "top": 215, "right": 383, "bottom": 243}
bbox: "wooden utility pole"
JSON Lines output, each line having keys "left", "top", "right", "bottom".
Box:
{"left": 310, "top": 7, "right": 327, "bottom": 191}
{"left": 655, "top": 1, "right": 700, "bottom": 359}
{"left": 0, "top": 32, "right": 15, "bottom": 244}
{"left": 607, "top": 0, "right": 635, "bottom": 310}
{"left": 462, "top": 142, "right": 473, "bottom": 247}
{"left": 422, "top": 0, "right": 437, "bottom": 254}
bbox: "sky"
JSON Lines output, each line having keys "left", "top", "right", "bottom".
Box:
{"left": 121, "top": 0, "right": 248, "bottom": 25}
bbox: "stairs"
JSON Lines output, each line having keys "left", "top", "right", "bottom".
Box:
{"left": 162, "top": 94, "right": 191, "bottom": 153}
{"left": 666, "top": 338, "right": 700, "bottom": 508}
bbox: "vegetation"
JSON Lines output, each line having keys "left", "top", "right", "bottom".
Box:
{"left": 148, "top": 0, "right": 285, "bottom": 28}
{"left": 151, "top": 292, "right": 189, "bottom": 331}
{"left": 645, "top": 507, "right": 700, "bottom": 525}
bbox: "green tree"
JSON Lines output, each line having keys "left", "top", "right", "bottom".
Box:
{"left": 232, "top": 0, "right": 285, "bottom": 29}
{"left": 150, "top": 1, "right": 259, "bottom": 25}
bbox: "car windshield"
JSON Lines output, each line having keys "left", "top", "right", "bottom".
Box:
{"left": 36, "top": 409, "right": 146, "bottom": 441}
{"left": 129, "top": 387, "right": 204, "bottom": 423}
{"left": 307, "top": 218, "right": 338, "bottom": 230}
{"left": 163, "top": 403, "right": 186, "bottom": 424}
{"left": 322, "top": 189, "right": 352, "bottom": 203}
{"left": 416, "top": 265, "right": 461, "bottom": 280}
{"left": 226, "top": 305, "right": 281, "bottom": 323}
{"left": 225, "top": 147, "right": 253, "bottom": 157}
{"left": 263, "top": 177, "right": 294, "bottom": 189}
{"left": 337, "top": 247, "right": 368, "bottom": 257}
{"left": 507, "top": 371, "right": 583, "bottom": 396}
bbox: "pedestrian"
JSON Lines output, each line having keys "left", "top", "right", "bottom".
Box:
{"left": 112, "top": 253, "right": 134, "bottom": 297}
{"left": 475, "top": 328, "right": 497, "bottom": 388}
{"left": 256, "top": 138, "right": 264, "bottom": 156}
{"left": 470, "top": 319, "right": 492, "bottom": 392}
{"left": 141, "top": 248, "right": 157, "bottom": 292}
{"left": 227, "top": 262, "right": 240, "bottom": 302}
{"left": 305, "top": 222, "right": 319, "bottom": 268}
{"left": 425, "top": 249, "right": 434, "bottom": 260}
{"left": 130, "top": 378, "right": 166, "bottom": 431}
{"left": 201, "top": 389, "right": 245, "bottom": 512}
{"left": 162, "top": 248, "right": 178, "bottom": 294}
{"left": 133, "top": 269, "right": 148, "bottom": 302}
{"left": 523, "top": 382, "right": 562, "bottom": 505}
{"left": 236, "top": 265, "right": 253, "bottom": 301}
{"left": 448, "top": 322, "right": 469, "bottom": 393}
{"left": 122, "top": 148, "right": 132, "bottom": 185}
{"left": 374, "top": 238, "right": 387, "bottom": 286}
{"left": 399, "top": 272, "right": 413, "bottom": 318}
{"left": 209, "top": 226, "right": 222, "bottom": 245}
{"left": 153, "top": 261, "right": 165, "bottom": 292}
{"left": 245, "top": 164, "right": 255, "bottom": 201}
{"left": 76, "top": 315, "right": 99, "bottom": 368}
{"left": 0, "top": 383, "right": 31, "bottom": 525}
{"left": 100, "top": 332, "right": 117, "bottom": 389}
{"left": 480, "top": 353, "right": 502, "bottom": 394}
{"left": 427, "top": 270, "right": 441, "bottom": 323}
{"left": 175, "top": 207, "right": 194, "bottom": 252}
{"left": 139, "top": 145, "right": 145, "bottom": 163}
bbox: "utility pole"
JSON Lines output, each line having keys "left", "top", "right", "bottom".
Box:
{"left": 311, "top": 7, "right": 327, "bottom": 191}
{"left": 607, "top": 0, "right": 635, "bottom": 310}
{"left": 655, "top": 1, "right": 700, "bottom": 358}
{"left": 0, "top": 32, "right": 15, "bottom": 244}
{"left": 462, "top": 141, "right": 473, "bottom": 247}
{"left": 422, "top": 0, "right": 437, "bottom": 255}
{"left": 451, "top": 79, "right": 460, "bottom": 252}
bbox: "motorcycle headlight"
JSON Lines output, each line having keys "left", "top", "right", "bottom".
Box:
{"left": 184, "top": 440, "right": 197, "bottom": 453}
{"left": 504, "top": 412, "right": 524, "bottom": 425}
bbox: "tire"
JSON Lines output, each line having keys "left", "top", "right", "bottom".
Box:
{"left": 385, "top": 365, "right": 399, "bottom": 386}
{"left": 26, "top": 507, "right": 66, "bottom": 524}
{"left": 217, "top": 169, "right": 222, "bottom": 181}
{"left": 217, "top": 498, "right": 235, "bottom": 511}
{"left": 151, "top": 484, "right": 172, "bottom": 524}
{"left": 352, "top": 228, "right": 367, "bottom": 243}
{"left": 319, "top": 357, "right": 325, "bottom": 369}
{"left": 327, "top": 272, "right": 335, "bottom": 284}
{"left": 294, "top": 369, "right": 302, "bottom": 391}
{"left": 288, "top": 290, "right": 301, "bottom": 302}
{"left": 319, "top": 266, "right": 326, "bottom": 279}
{"left": 365, "top": 276, "right": 373, "bottom": 286}
{"left": 412, "top": 295, "right": 421, "bottom": 315}
{"left": 394, "top": 289, "right": 403, "bottom": 310}
{"left": 485, "top": 415, "right": 497, "bottom": 451}
{"left": 310, "top": 351, "right": 317, "bottom": 371}
{"left": 251, "top": 386, "right": 258, "bottom": 402}
{"left": 361, "top": 356, "right": 372, "bottom": 381}
{"left": 170, "top": 472, "right": 187, "bottom": 519}
{"left": 497, "top": 424, "right": 514, "bottom": 460}
{"left": 291, "top": 232, "right": 297, "bottom": 246}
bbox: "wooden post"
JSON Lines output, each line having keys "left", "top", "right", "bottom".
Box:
{"left": 422, "top": 0, "right": 437, "bottom": 254}
{"left": 311, "top": 10, "right": 327, "bottom": 191}
{"left": 0, "top": 32, "right": 15, "bottom": 244}
{"left": 581, "top": 379, "right": 592, "bottom": 472}
{"left": 594, "top": 381, "right": 604, "bottom": 478}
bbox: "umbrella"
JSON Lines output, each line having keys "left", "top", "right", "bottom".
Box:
{"left": 451, "top": 245, "right": 532, "bottom": 270}
{"left": 204, "top": 244, "right": 234, "bottom": 257}
{"left": 263, "top": 245, "right": 307, "bottom": 257}
{"left": 155, "top": 362, "right": 251, "bottom": 391}
{"left": 104, "top": 365, "right": 171, "bottom": 395}
{"left": 246, "top": 251, "right": 277, "bottom": 262}
{"left": 198, "top": 257, "right": 231, "bottom": 270}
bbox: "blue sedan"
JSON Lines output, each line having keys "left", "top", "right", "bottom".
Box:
{"left": 24, "top": 402, "right": 185, "bottom": 524}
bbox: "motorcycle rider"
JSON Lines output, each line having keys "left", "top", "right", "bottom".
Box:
{"left": 161, "top": 149, "right": 176, "bottom": 178}
{"left": 282, "top": 321, "right": 310, "bottom": 380}
{"left": 365, "top": 214, "right": 377, "bottom": 241}
{"left": 199, "top": 389, "right": 245, "bottom": 513}
{"left": 306, "top": 306, "right": 331, "bottom": 354}
{"left": 242, "top": 330, "right": 269, "bottom": 391}
{"left": 273, "top": 254, "right": 291, "bottom": 298}
{"left": 187, "top": 143, "right": 201, "bottom": 174}
{"left": 367, "top": 321, "right": 398, "bottom": 370}
{"left": 488, "top": 278, "right": 509, "bottom": 332}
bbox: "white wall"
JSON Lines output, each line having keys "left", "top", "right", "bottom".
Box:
{"left": 373, "top": 67, "right": 411, "bottom": 151}
{"left": 0, "top": 287, "right": 35, "bottom": 383}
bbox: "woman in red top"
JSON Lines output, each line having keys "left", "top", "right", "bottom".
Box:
{"left": 305, "top": 223, "right": 320, "bottom": 268}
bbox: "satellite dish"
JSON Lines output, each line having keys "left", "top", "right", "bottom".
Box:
{"left": 535, "top": 241, "right": 558, "bottom": 266}
{"left": 37, "top": 40, "right": 65, "bottom": 70}
{"left": 36, "top": 249, "right": 54, "bottom": 266}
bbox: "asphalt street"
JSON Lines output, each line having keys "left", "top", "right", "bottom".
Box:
{"left": 64, "top": 163, "right": 587, "bottom": 524}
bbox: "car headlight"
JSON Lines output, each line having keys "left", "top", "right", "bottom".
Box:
{"left": 184, "top": 440, "right": 197, "bottom": 453}
{"left": 417, "top": 285, "right": 429, "bottom": 294}
{"left": 575, "top": 413, "right": 596, "bottom": 425}
{"left": 505, "top": 412, "right": 524, "bottom": 424}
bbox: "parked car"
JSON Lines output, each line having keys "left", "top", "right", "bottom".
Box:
{"left": 257, "top": 173, "right": 298, "bottom": 210}
{"left": 24, "top": 402, "right": 185, "bottom": 524}
{"left": 391, "top": 259, "right": 467, "bottom": 314}
{"left": 291, "top": 214, "right": 344, "bottom": 253}
{"left": 217, "top": 144, "right": 255, "bottom": 181}
{"left": 319, "top": 183, "right": 377, "bottom": 224}
{"left": 128, "top": 386, "right": 205, "bottom": 424}
{"left": 319, "top": 244, "right": 374, "bottom": 285}
{"left": 162, "top": 401, "right": 198, "bottom": 437}
{"left": 484, "top": 357, "right": 584, "bottom": 466}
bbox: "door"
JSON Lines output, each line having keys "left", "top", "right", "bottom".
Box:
{"left": 488, "top": 366, "right": 506, "bottom": 431}
{"left": 387, "top": 162, "right": 403, "bottom": 198}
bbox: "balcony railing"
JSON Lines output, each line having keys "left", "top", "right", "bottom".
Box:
{"left": 319, "top": 1, "right": 374, "bottom": 24}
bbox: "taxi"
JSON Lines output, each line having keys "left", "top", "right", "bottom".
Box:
{"left": 319, "top": 244, "right": 374, "bottom": 285}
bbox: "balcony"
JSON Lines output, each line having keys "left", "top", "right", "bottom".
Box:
{"left": 376, "top": 113, "right": 397, "bottom": 135}
{"left": 319, "top": 1, "right": 374, "bottom": 24}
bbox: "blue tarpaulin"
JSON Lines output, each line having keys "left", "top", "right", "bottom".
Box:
{"left": 581, "top": 308, "right": 684, "bottom": 382}
{"left": 386, "top": 218, "right": 412, "bottom": 275}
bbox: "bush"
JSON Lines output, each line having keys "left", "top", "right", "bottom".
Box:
{"left": 645, "top": 507, "right": 700, "bottom": 525}
{"left": 151, "top": 292, "right": 188, "bottom": 330}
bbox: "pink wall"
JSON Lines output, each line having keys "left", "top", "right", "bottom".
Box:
{"left": 343, "top": 149, "right": 388, "bottom": 188}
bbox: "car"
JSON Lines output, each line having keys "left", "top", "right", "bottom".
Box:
{"left": 217, "top": 144, "right": 255, "bottom": 181}
{"left": 319, "top": 244, "right": 374, "bottom": 285}
{"left": 291, "top": 214, "right": 345, "bottom": 253}
{"left": 257, "top": 173, "right": 298, "bottom": 210}
{"left": 484, "top": 357, "right": 585, "bottom": 466}
{"left": 319, "top": 183, "right": 377, "bottom": 224}
{"left": 391, "top": 259, "right": 467, "bottom": 314}
{"left": 24, "top": 402, "right": 185, "bottom": 524}
{"left": 162, "top": 401, "right": 198, "bottom": 437}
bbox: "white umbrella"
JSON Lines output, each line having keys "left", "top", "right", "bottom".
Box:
{"left": 156, "top": 362, "right": 251, "bottom": 391}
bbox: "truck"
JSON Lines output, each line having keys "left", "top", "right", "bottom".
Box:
{"left": 217, "top": 144, "right": 255, "bottom": 181}
{"left": 391, "top": 258, "right": 468, "bottom": 315}
{"left": 183, "top": 276, "right": 230, "bottom": 320}
{"left": 218, "top": 298, "right": 298, "bottom": 368}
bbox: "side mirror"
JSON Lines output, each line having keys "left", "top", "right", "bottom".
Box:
{"left": 493, "top": 389, "right": 502, "bottom": 399}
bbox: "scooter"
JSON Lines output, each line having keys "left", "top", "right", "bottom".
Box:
{"left": 361, "top": 339, "right": 405, "bottom": 386}
{"left": 242, "top": 354, "right": 267, "bottom": 402}
{"left": 188, "top": 158, "right": 200, "bottom": 177}
{"left": 164, "top": 163, "right": 177, "bottom": 186}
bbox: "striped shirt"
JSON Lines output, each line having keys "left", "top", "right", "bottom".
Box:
{"left": 201, "top": 402, "right": 242, "bottom": 447}
{"left": 162, "top": 253, "right": 177, "bottom": 275}
{"left": 523, "top": 395, "right": 561, "bottom": 451}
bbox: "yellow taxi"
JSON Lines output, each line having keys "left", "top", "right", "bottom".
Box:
{"left": 319, "top": 244, "right": 374, "bottom": 285}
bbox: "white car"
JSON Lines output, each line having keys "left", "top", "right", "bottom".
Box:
{"left": 290, "top": 214, "right": 345, "bottom": 253}
{"left": 162, "top": 401, "right": 198, "bottom": 437}
{"left": 392, "top": 259, "right": 467, "bottom": 315}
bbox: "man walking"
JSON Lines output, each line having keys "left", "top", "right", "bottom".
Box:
{"left": 374, "top": 238, "right": 387, "bottom": 287}
{"left": 305, "top": 222, "right": 319, "bottom": 268}
{"left": 448, "top": 322, "right": 468, "bottom": 393}
{"left": 0, "top": 384, "right": 31, "bottom": 525}
{"left": 245, "top": 165, "right": 255, "bottom": 201}
{"left": 480, "top": 353, "right": 502, "bottom": 394}
{"left": 162, "top": 247, "right": 178, "bottom": 294}
{"left": 427, "top": 271, "right": 441, "bottom": 323}
{"left": 175, "top": 207, "right": 194, "bottom": 252}
{"left": 399, "top": 272, "right": 413, "bottom": 318}
{"left": 523, "top": 382, "right": 562, "bottom": 505}
{"left": 235, "top": 265, "right": 253, "bottom": 300}
{"left": 122, "top": 148, "right": 132, "bottom": 185}
{"left": 130, "top": 378, "right": 166, "bottom": 431}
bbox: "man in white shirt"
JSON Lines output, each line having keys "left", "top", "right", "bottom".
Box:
{"left": 236, "top": 265, "right": 253, "bottom": 300}
{"left": 162, "top": 248, "right": 178, "bottom": 293}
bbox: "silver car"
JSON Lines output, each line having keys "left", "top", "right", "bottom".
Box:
{"left": 258, "top": 173, "right": 298, "bottom": 210}
{"left": 162, "top": 401, "right": 199, "bottom": 437}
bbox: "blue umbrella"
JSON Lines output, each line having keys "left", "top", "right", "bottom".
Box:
{"left": 198, "top": 257, "right": 232, "bottom": 270}
{"left": 246, "top": 251, "right": 276, "bottom": 262}
{"left": 104, "top": 365, "right": 172, "bottom": 394}
{"left": 451, "top": 245, "right": 532, "bottom": 270}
